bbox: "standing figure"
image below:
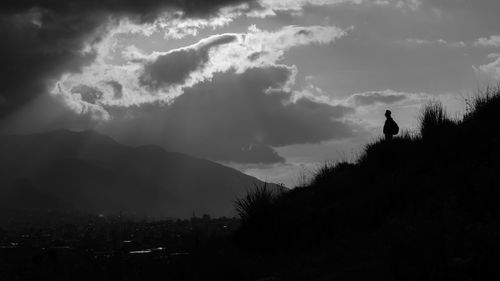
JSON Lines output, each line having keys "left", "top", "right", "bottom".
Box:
{"left": 383, "top": 110, "right": 399, "bottom": 140}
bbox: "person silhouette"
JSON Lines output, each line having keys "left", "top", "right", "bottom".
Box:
{"left": 383, "top": 110, "right": 399, "bottom": 140}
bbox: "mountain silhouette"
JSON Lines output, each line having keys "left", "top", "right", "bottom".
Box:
{"left": 0, "top": 130, "right": 279, "bottom": 218}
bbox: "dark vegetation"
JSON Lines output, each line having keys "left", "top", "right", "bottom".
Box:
{"left": 234, "top": 89, "right": 500, "bottom": 280}
{"left": 2, "top": 89, "right": 500, "bottom": 281}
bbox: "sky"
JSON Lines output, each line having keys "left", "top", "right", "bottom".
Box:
{"left": 1, "top": 0, "right": 500, "bottom": 187}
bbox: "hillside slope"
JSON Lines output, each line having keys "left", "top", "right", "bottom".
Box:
{"left": 235, "top": 91, "right": 500, "bottom": 280}
{"left": 0, "top": 130, "right": 278, "bottom": 218}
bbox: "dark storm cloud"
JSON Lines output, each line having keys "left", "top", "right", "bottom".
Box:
{"left": 248, "top": 51, "right": 266, "bottom": 61}
{"left": 0, "top": 0, "right": 257, "bottom": 20}
{"left": 102, "top": 66, "right": 359, "bottom": 164}
{"left": 349, "top": 91, "right": 408, "bottom": 106}
{"left": 105, "top": 81, "right": 124, "bottom": 99}
{"left": 0, "top": 0, "right": 255, "bottom": 118}
{"left": 140, "top": 34, "right": 238, "bottom": 89}
{"left": 0, "top": 93, "right": 102, "bottom": 135}
{"left": 0, "top": 10, "right": 100, "bottom": 117}
{"left": 71, "top": 84, "right": 103, "bottom": 104}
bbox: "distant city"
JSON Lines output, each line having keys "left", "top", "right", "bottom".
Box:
{"left": 0, "top": 209, "right": 239, "bottom": 280}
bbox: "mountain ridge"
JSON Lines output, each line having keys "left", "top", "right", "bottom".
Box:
{"left": 0, "top": 129, "right": 281, "bottom": 218}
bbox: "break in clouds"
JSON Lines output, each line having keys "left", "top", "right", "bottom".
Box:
{"left": 0, "top": 0, "right": 420, "bottom": 117}
{"left": 0, "top": 0, "right": 368, "bottom": 164}
{"left": 51, "top": 24, "right": 357, "bottom": 163}
{"left": 101, "top": 66, "right": 360, "bottom": 163}
{"left": 54, "top": 24, "right": 347, "bottom": 117}
{"left": 2, "top": 0, "right": 500, "bottom": 165}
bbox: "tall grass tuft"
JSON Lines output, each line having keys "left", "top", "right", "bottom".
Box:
{"left": 233, "top": 86, "right": 500, "bottom": 266}
{"left": 234, "top": 183, "right": 278, "bottom": 224}
{"left": 464, "top": 87, "right": 500, "bottom": 123}
{"left": 419, "top": 101, "right": 455, "bottom": 139}
{"left": 310, "top": 161, "right": 354, "bottom": 186}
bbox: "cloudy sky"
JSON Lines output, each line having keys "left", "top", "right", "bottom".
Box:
{"left": 1, "top": 0, "right": 499, "bottom": 186}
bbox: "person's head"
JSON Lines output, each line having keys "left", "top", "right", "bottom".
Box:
{"left": 385, "top": 110, "right": 391, "bottom": 118}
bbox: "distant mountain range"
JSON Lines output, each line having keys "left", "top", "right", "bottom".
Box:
{"left": 0, "top": 130, "right": 281, "bottom": 218}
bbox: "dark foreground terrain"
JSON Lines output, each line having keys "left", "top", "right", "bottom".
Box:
{"left": 233, "top": 90, "right": 500, "bottom": 280}
{"left": 2, "top": 90, "right": 500, "bottom": 281}
{"left": 0, "top": 210, "right": 242, "bottom": 281}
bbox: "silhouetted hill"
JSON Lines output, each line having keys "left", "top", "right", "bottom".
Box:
{"left": 235, "top": 91, "right": 500, "bottom": 280}
{"left": 0, "top": 130, "right": 279, "bottom": 218}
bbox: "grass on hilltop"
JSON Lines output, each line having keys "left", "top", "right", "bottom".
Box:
{"left": 233, "top": 88, "right": 500, "bottom": 280}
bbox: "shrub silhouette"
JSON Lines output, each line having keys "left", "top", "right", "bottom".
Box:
{"left": 234, "top": 88, "right": 500, "bottom": 280}
{"left": 463, "top": 89, "right": 500, "bottom": 140}
{"left": 309, "top": 161, "right": 355, "bottom": 187}
{"left": 419, "top": 101, "right": 457, "bottom": 139}
{"left": 465, "top": 87, "right": 500, "bottom": 121}
{"left": 234, "top": 183, "right": 282, "bottom": 251}
{"left": 234, "top": 182, "right": 278, "bottom": 224}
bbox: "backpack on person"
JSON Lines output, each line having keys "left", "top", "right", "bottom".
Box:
{"left": 390, "top": 119, "right": 399, "bottom": 135}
